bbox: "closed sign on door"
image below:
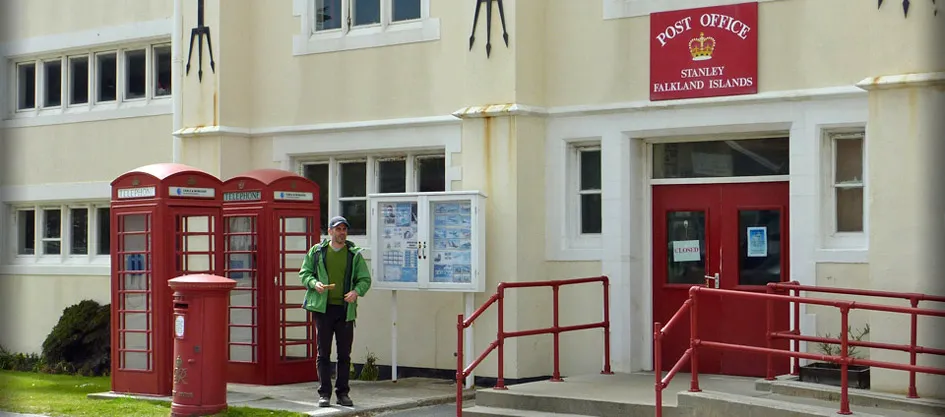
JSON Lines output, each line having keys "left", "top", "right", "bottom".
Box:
{"left": 672, "top": 240, "right": 701, "bottom": 262}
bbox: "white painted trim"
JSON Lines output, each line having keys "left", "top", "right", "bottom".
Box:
{"left": 3, "top": 102, "right": 171, "bottom": 128}
{"left": 1, "top": 182, "right": 111, "bottom": 203}
{"left": 814, "top": 249, "right": 868, "bottom": 264}
{"left": 174, "top": 115, "right": 459, "bottom": 138}
{"left": 603, "top": 0, "right": 784, "bottom": 20}
{"left": 174, "top": 125, "right": 252, "bottom": 138}
{"left": 650, "top": 175, "right": 788, "bottom": 186}
{"left": 292, "top": 0, "right": 440, "bottom": 55}
{"left": 0, "top": 264, "right": 109, "bottom": 276}
{"left": 856, "top": 72, "right": 945, "bottom": 90}
{"left": 0, "top": 19, "right": 173, "bottom": 58}
{"left": 452, "top": 103, "right": 548, "bottom": 119}
{"left": 546, "top": 92, "right": 869, "bottom": 373}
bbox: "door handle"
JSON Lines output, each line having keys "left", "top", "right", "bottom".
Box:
{"left": 704, "top": 273, "right": 720, "bottom": 288}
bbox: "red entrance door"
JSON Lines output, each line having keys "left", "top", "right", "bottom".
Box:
{"left": 653, "top": 181, "right": 791, "bottom": 377}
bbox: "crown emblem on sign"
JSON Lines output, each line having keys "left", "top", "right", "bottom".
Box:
{"left": 237, "top": 180, "right": 245, "bottom": 190}
{"left": 689, "top": 32, "right": 716, "bottom": 61}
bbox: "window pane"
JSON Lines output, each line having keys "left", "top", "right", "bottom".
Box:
{"left": 44, "top": 60, "right": 62, "bottom": 107}
{"left": 392, "top": 0, "right": 421, "bottom": 21}
{"left": 71, "top": 208, "right": 89, "bottom": 255}
{"left": 580, "top": 193, "right": 602, "bottom": 234}
{"left": 417, "top": 157, "right": 446, "bottom": 192}
{"left": 836, "top": 187, "right": 864, "bottom": 233}
{"left": 97, "top": 53, "right": 117, "bottom": 102}
{"left": 153, "top": 46, "right": 172, "bottom": 97}
{"left": 377, "top": 160, "right": 406, "bottom": 194}
{"left": 835, "top": 139, "right": 863, "bottom": 184}
{"left": 652, "top": 138, "right": 790, "bottom": 179}
{"left": 353, "top": 0, "right": 380, "bottom": 26}
{"left": 302, "top": 164, "right": 330, "bottom": 235}
{"left": 580, "top": 149, "right": 601, "bottom": 191}
{"left": 69, "top": 57, "right": 89, "bottom": 105}
{"left": 340, "top": 162, "right": 366, "bottom": 197}
{"left": 738, "top": 209, "right": 782, "bottom": 286}
{"left": 17, "top": 63, "right": 36, "bottom": 110}
{"left": 44, "top": 209, "right": 62, "bottom": 255}
{"left": 665, "top": 211, "right": 706, "bottom": 285}
{"left": 17, "top": 210, "right": 35, "bottom": 255}
{"left": 125, "top": 49, "right": 147, "bottom": 100}
{"left": 97, "top": 208, "right": 111, "bottom": 255}
{"left": 340, "top": 200, "right": 367, "bottom": 235}
{"left": 315, "top": 0, "right": 343, "bottom": 31}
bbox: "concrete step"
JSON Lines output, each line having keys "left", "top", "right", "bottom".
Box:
{"left": 474, "top": 388, "right": 690, "bottom": 417}
{"left": 756, "top": 378, "right": 945, "bottom": 417}
{"left": 678, "top": 390, "right": 942, "bottom": 417}
{"left": 461, "top": 405, "right": 594, "bottom": 417}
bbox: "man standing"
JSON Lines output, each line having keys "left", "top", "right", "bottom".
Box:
{"left": 299, "top": 216, "right": 372, "bottom": 407}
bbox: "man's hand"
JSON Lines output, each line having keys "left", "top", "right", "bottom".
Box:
{"left": 315, "top": 282, "right": 326, "bottom": 294}
{"left": 344, "top": 291, "right": 358, "bottom": 303}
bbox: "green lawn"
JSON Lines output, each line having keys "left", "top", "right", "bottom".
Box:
{"left": 0, "top": 371, "right": 307, "bottom": 417}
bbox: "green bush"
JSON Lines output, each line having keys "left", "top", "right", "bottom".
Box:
{"left": 40, "top": 299, "right": 111, "bottom": 376}
{"left": 0, "top": 346, "right": 43, "bottom": 372}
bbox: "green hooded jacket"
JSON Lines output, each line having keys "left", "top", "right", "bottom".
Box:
{"left": 298, "top": 239, "right": 372, "bottom": 322}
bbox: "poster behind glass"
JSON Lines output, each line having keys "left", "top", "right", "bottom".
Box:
{"left": 378, "top": 201, "right": 419, "bottom": 283}
{"left": 431, "top": 201, "right": 473, "bottom": 284}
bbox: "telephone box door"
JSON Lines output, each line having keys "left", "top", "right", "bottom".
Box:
{"left": 268, "top": 209, "right": 319, "bottom": 384}
{"left": 223, "top": 211, "right": 263, "bottom": 383}
{"left": 114, "top": 211, "right": 157, "bottom": 392}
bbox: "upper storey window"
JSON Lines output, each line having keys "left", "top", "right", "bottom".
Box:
{"left": 293, "top": 0, "right": 440, "bottom": 55}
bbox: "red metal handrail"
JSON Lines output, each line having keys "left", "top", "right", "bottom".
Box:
{"left": 769, "top": 281, "right": 945, "bottom": 398}
{"left": 456, "top": 276, "right": 614, "bottom": 416}
{"left": 654, "top": 285, "right": 945, "bottom": 417}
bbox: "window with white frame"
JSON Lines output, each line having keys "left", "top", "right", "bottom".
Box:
{"left": 575, "top": 145, "right": 602, "bottom": 235}
{"left": 12, "top": 204, "right": 111, "bottom": 259}
{"left": 295, "top": 0, "right": 440, "bottom": 55}
{"left": 10, "top": 42, "right": 171, "bottom": 117}
{"left": 301, "top": 153, "right": 446, "bottom": 237}
{"left": 823, "top": 129, "right": 866, "bottom": 247}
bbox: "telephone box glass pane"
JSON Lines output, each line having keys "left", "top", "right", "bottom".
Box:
{"left": 118, "top": 213, "right": 152, "bottom": 371}
{"left": 176, "top": 215, "right": 216, "bottom": 274}
{"left": 376, "top": 202, "right": 419, "bottom": 284}
{"left": 738, "top": 209, "right": 782, "bottom": 286}
{"left": 226, "top": 216, "right": 258, "bottom": 363}
{"left": 430, "top": 200, "right": 473, "bottom": 284}
{"left": 278, "top": 215, "right": 316, "bottom": 362}
{"left": 665, "top": 211, "right": 706, "bottom": 285}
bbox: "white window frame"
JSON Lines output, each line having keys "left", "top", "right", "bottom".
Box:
{"left": 299, "top": 152, "right": 446, "bottom": 245}
{"left": 8, "top": 202, "right": 111, "bottom": 266}
{"left": 820, "top": 128, "right": 868, "bottom": 251}
{"left": 568, "top": 142, "right": 604, "bottom": 249}
{"left": 7, "top": 41, "right": 171, "bottom": 120}
{"left": 603, "top": 0, "right": 784, "bottom": 19}
{"left": 293, "top": 0, "right": 441, "bottom": 55}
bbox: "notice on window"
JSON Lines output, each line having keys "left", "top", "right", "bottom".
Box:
{"left": 431, "top": 201, "right": 473, "bottom": 284}
{"left": 672, "top": 240, "right": 701, "bottom": 262}
{"left": 747, "top": 227, "right": 768, "bottom": 257}
{"left": 378, "top": 202, "right": 419, "bottom": 283}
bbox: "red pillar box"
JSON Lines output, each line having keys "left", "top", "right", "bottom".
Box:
{"left": 169, "top": 274, "right": 237, "bottom": 417}
{"left": 220, "top": 169, "right": 321, "bottom": 385}
{"left": 109, "top": 163, "right": 224, "bottom": 396}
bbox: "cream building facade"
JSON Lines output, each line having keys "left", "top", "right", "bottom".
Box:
{"left": 1, "top": 0, "right": 943, "bottom": 399}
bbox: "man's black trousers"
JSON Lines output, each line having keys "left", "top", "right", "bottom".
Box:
{"left": 314, "top": 304, "right": 354, "bottom": 397}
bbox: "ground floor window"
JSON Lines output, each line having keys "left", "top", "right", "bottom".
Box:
{"left": 12, "top": 203, "right": 110, "bottom": 259}
{"left": 300, "top": 153, "right": 446, "bottom": 237}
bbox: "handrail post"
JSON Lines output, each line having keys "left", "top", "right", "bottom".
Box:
{"left": 839, "top": 306, "right": 852, "bottom": 415}
{"left": 690, "top": 291, "right": 701, "bottom": 392}
{"left": 654, "top": 322, "right": 663, "bottom": 417}
{"left": 456, "top": 314, "right": 464, "bottom": 417}
{"left": 792, "top": 286, "right": 800, "bottom": 376}
{"left": 766, "top": 285, "right": 775, "bottom": 381}
{"left": 495, "top": 286, "right": 507, "bottom": 390}
{"left": 602, "top": 277, "right": 614, "bottom": 375}
{"left": 551, "top": 284, "right": 562, "bottom": 382}
{"left": 908, "top": 297, "right": 919, "bottom": 399}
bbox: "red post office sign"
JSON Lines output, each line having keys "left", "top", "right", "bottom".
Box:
{"left": 650, "top": 2, "right": 758, "bottom": 101}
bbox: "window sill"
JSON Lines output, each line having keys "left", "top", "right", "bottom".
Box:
{"left": 292, "top": 18, "right": 441, "bottom": 56}
{"left": 547, "top": 235, "right": 603, "bottom": 262}
{"left": 814, "top": 248, "right": 868, "bottom": 264}
{"left": 0, "top": 259, "right": 110, "bottom": 276}
{"left": 603, "top": 0, "right": 784, "bottom": 19}
{"left": 4, "top": 98, "right": 172, "bottom": 128}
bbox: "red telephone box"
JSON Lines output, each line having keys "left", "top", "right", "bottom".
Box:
{"left": 220, "top": 169, "right": 321, "bottom": 385}
{"left": 109, "top": 163, "right": 224, "bottom": 396}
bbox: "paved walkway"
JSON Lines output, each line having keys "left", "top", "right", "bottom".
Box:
{"left": 0, "top": 412, "right": 49, "bottom": 417}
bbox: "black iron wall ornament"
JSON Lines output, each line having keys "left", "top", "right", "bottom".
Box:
{"left": 469, "top": 0, "right": 509, "bottom": 57}
{"left": 186, "top": 0, "right": 216, "bottom": 81}
{"left": 878, "top": 0, "right": 938, "bottom": 17}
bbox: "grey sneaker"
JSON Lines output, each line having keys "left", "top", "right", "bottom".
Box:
{"left": 318, "top": 396, "right": 331, "bottom": 407}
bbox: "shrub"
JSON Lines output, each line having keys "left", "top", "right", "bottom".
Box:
{"left": 358, "top": 349, "right": 379, "bottom": 381}
{"left": 41, "top": 299, "right": 111, "bottom": 376}
{"left": 0, "top": 345, "right": 43, "bottom": 372}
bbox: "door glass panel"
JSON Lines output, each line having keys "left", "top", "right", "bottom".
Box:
{"left": 431, "top": 200, "right": 472, "bottom": 284}
{"left": 652, "top": 137, "right": 789, "bottom": 179}
{"left": 665, "top": 211, "right": 706, "bottom": 285}
{"left": 738, "top": 209, "right": 781, "bottom": 286}
{"left": 377, "top": 202, "right": 419, "bottom": 283}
